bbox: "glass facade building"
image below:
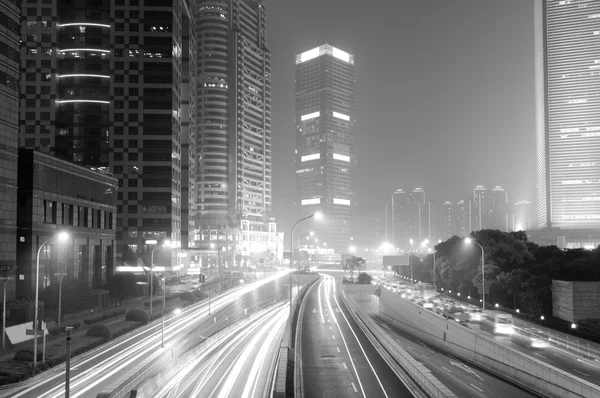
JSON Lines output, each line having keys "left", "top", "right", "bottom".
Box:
{"left": 536, "top": 0, "right": 600, "bottom": 230}
{"left": 19, "top": 0, "right": 196, "bottom": 271}
{"left": 194, "top": 0, "right": 277, "bottom": 267}
{"left": 0, "top": 0, "right": 20, "bottom": 299}
{"left": 295, "top": 44, "right": 356, "bottom": 252}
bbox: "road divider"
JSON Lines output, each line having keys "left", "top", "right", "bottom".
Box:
{"left": 341, "top": 286, "right": 456, "bottom": 398}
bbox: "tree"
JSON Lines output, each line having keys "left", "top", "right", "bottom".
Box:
{"left": 345, "top": 256, "right": 366, "bottom": 282}
{"left": 496, "top": 269, "right": 530, "bottom": 309}
{"left": 356, "top": 272, "right": 373, "bottom": 285}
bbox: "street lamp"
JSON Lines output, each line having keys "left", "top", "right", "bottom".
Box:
{"left": 34, "top": 231, "right": 69, "bottom": 368}
{"left": 289, "top": 212, "right": 322, "bottom": 347}
{"left": 465, "top": 237, "right": 485, "bottom": 311}
{"left": 146, "top": 239, "right": 171, "bottom": 318}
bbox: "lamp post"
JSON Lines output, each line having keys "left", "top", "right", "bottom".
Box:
{"left": 465, "top": 237, "right": 485, "bottom": 311}
{"left": 146, "top": 239, "right": 171, "bottom": 319}
{"left": 34, "top": 231, "right": 69, "bottom": 368}
{"left": 64, "top": 326, "right": 73, "bottom": 398}
{"left": 55, "top": 264, "right": 67, "bottom": 330}
{"left": 289, "top": 212, "right": 322, "bottom": 347}
{"left": 161, "top": 277, "right": 166, "bottom": 348}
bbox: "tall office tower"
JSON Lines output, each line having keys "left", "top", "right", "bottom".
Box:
{"left": 195, "top": 0, "right": 277, "bottom": 265}
{"left": 19, "top": 1, "right": 195, "bottom": 270}
{"left": 0, "top": 0, "right": 20, "bottom": 299}
{"left": 535, "top": 0, "right": 600, "bottom": 230}
{"left": 427, "top": 200, "right": 437, "bottom": 242}
{"left": 295, "top": 44, "right": 356, "bottom": 252}
{"left": 442, "top": 201, "right": 454, "bottom": 239}
{"left": 513, "top": 200, "right": 534, "bottom": 231}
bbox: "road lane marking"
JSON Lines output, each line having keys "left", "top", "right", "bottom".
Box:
{"left": 326, "top": 275, "right": 387, "bottom": 398}
{"left": 534, "top": 353, "right": 547, "bottom": 359}
{"left": 337, "top": 347, "right": 341, "bottom": 352}
{"left": 577, "top": 359, "right": 592, "bottom": 366}
{"left": 573, "top": 369, "right": 589, "bottom": 377}
{"left": 351, "top": 382, "right": 358, "bottom": 393}
{"left": 422, "top": 355, "right": 428, "bottom": 359}
{"left": 407, "top": 346, "right": 414, "bottom": 350}
{"left": 442, "top": 367, "right": 452, "bottom": 373}
{"left": 470, "top": 383, "right": 483, "bottom": 392}
{"left": 330, "top": 326, "right": 333, "bottom": 330}
{"left": 343, "top": 362, "right": 348, "bottom": 369}
{"left": 332, "top": 335, "right": 336, "bottom": 340}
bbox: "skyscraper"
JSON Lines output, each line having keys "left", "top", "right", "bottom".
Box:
{"left": 392, "top": 188, "right": 426, "bottom": 249}
{"left": 295, "top": 44, "right": 356, "bottom": 252}
{"left": 19, "top": 0, "right": 195, "bottom": 270}
{"left": 0, "top": 0, "right": 20, "bottom": 297}
{"left": 471, "top": 185, "right": 508, "bottom": 231}
{"left": 195, "top": 0, "right": 277, "bottom": 264}
{"left": 535, "top": 0, "right": 600, "bottom": 230}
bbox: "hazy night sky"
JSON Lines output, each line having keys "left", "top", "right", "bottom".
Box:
{"left": 265, "top": 0, "right": 536, "bottom": 238}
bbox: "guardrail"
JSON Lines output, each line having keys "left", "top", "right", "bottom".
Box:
{"left": 271, "top": 274, "right": 321, "bottom": 398}
{"left": 341, "top": 286, "right": 456, "bottom": 398}
{"left": 379, "top": 287, "right": 600, "bottom": 398}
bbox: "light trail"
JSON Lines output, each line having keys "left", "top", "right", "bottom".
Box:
{"left": 152, "top": 303, "right": 287, "bottom": 398}
{"left": 9, "top": 271, "right": 289, "bottom": 398}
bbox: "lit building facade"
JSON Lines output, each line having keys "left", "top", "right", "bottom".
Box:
{"left": 0, "top": 0, "right": 20, "bottom": 299}
{"left": 194, "top": 0, "right": 277, "bottom": 269}
{"left": 535, "top": 0, "right": 600, "bottom": 230}
{"left": 19, "top": 0, "right": 196, "bottom": 272}
{"left": 295, "top": 44, "right": 356, "bottom": 252}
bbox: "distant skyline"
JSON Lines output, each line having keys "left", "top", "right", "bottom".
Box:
{"left": 266, "top": 0, "right": 536, "bottom": 238}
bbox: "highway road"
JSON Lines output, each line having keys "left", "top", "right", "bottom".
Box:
{"left": 352, "top": 296, "right": 538, "bottom": 398}
{"left": 152, "top": 302, "right": 287, "bottom": 398}
{"left": 382, "top": 276, "right": 600, "bottom": 387}
{"left": 301, "top": 273, "right": 414, "bottom": 397}
{"left": 1, "top": 271, "right": 291, "bottom": 398}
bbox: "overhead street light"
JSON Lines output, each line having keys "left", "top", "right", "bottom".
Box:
{"left": 465, "top": 237, "right": 485, "bottom": 311}
{"left": 146, "top": 239, "right": 171, "bottom": 318}
{"left": 289, "top": 212, "right": 322, "bottom": 347}
{"left": 34, "top": 231, "right": 69, "bottom": 368}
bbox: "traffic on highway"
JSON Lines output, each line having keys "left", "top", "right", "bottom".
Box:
{"left": 374, "top": 275, "right": 600, "bottom": 387}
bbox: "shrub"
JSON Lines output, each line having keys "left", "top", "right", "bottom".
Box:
{"left": 86, "top": 324, "right": 113, "bottom": 341}
{"left": 84, "top": 315, "right": 104, "bottom": 325}
{"left": 14, "top": 350, "right": 41, "bottom": 362}
{"left": 180, "top": 292, "right": 197, "bottom": 303}
{"left": 125, "top": 308, "right": 150, "bottom": 325}
{"left": 193, "top": 290, "right": 206, "bottom": 300}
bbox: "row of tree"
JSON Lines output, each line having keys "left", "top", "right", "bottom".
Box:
{"left": 400, "top": 230, "right": 600, "bottom": 317}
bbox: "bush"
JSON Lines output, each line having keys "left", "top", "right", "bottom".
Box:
{"left": 180, "top": 292, "right": 197, "bottom": 303}
{"left": 125, "top": 308, "right": 150, "bottom": 325}
{"left": 84, "top": 315, "right": 104, "bottom": 325}
{"left": 14, "top": 350, "right": 41, "bottom": 362}
{"left": 193, "top": 290, "right": 206, "bottom": 300}
{"left": 86, "top": 324, "right": 113, "bottom": 341}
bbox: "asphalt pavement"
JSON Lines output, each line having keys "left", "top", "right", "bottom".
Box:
{"left": 301, "top": 273, "right": 414, "bottom": 398}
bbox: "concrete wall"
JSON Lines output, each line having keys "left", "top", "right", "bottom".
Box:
{"left": 379, "top": 287, "right": 600, "bottom": 398}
